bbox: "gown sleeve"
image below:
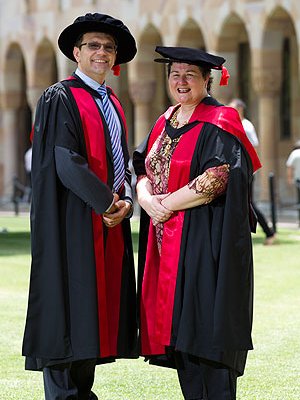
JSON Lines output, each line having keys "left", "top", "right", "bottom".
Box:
{"left": 122, "top": 168, "right": 133, "bottom": 201}
{"left": 188, "top": 164, "right": 230, "bottom": 204}
{"left": 54, "top": 146, "right": 114, "bottom": 214}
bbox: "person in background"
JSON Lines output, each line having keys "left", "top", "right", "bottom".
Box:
{"left": 228, "top": 98, "right": 276, "bottom": 245}
{"left": 286, "top": 140, "right": 300, "bottom": 187}
{"left": 133, "top": 46, "right": 261, "bottom": 400}
{"left": 23, "top": 146, "right": 32, "bottom": 202}
{"left": 286, "top": 140, "right": 300, "bottom": 223}
{"left": 24, "top": 146, "right": 32, "bottom": 187}
{"left": 22, "top": 13, "right": 137, "bottom": 400}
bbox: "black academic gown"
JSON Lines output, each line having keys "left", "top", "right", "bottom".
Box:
{"left": 133, "top": 97, "right": 258, "bottom": 376}
{"left": 22, "top": 75, "right": 137, "bottom": 370}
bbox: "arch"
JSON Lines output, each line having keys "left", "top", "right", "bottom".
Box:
{"left": 215, "top": 12, "right": 251, "bottom": 106}
{"left": 136, "top": 23, "right": 163, "bottom": 81}
{"left": 34, "top": 37, "right": 58, "bottom": 90}
{"left": 130, "top": 24, "right": 165, "bottom": 146}
{"left": 1, "top": 42, "right": 31, "bottom": 194}
{"left": 262, "top": 6, "right": 299, "bottom": 198}
{"left": 176, "top": 18, "right": 206, "bottom": 49}
{"left": 261, "top": 7, "right": 300, "bottom": 141}
{"left": 261, "top": 7, "right": 297, "bottom": 75}
{"left": 3, "top": 43, "right": 28, "bottom": 108}
{"left": 29, "top": 37, "right": 59, "bottom": 120}
{"left": 140, "top": 24, "right": 168, "bottom": 120}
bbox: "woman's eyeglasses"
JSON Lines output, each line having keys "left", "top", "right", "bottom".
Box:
{"left": 78, "top": 42, "right": 117, "bottom": 53}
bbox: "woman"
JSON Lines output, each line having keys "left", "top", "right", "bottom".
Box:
{"left": 133, "top": 46, "right": 261, "bottom": 400}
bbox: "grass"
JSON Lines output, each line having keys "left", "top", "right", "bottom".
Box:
{"left": 0, "top": 214, "right": 299, "bottom": 399}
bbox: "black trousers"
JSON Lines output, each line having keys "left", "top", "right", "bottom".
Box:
{"left": 175, "top": 353, "right": 237, "bottom": 400}
{"left": 252, "top": 202, "right": 274, "bottom": 238}
{"left": 43, "top": 359, "right": 98, "bottom": 400}
{"left": 250, "top": 178, "right": 274, "bottom": 238}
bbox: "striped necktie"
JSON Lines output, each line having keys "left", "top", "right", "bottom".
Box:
{"left": 97, "top": 85, "right": 125, "bottom": 192}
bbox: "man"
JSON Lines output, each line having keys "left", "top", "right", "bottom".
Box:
{"left": 286, "top": 140, "right": 300, "bottom": 186}
{"left": 228, "top": 98, "right": 276, "bottom": 245}
{"left": 286, "top": 140, "right": 300, "bottom": 225}
{"left": 24, "top": 146, "right": 32, "bottom": 187}
{"left": 23, "top": 146, "right": 32, "bottom": 202}
{"left": 22, "top": 13, "right": 137, "bottom": 400}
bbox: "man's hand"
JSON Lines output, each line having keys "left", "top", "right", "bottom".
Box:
{"left": 103, "top": 198, "right": 132, "bottom": 228}
{"left": 105, "top": 193, "right": 120, "bottom": 214}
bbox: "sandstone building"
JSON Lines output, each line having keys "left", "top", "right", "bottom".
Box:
{"left": 0, "top": 0, "right": 299, "bottom": 206}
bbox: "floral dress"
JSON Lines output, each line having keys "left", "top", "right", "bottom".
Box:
{"left": 145, "top": 107, "right": 229, "bottom": 252}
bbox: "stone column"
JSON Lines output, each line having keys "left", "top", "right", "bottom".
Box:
{"left": 253, "top": 68, "right": 281, "bottom": 200}
{"left": 1, "top": 108, "right": 19, "bottom": 197}
{"left": 129, "top": 81, "right": 156, "bottom": 147}
{"left": 57, "top": 56, "right": 76, "bottom": 82}
{"left": 26, "top": 87, "right": 42, "bottom": 120}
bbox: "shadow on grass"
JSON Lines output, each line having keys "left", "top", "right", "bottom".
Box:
{"left": 2, "top": 225, "right": 298, "bottom": 258}
{"left": 0, "top": 229, "right": 139, "bottom": 258}
{"left": 0, "top": 230, "right": 140, "bottom": 257}
{"left": 0, "top": 232, "right": 30, "bottom": 256}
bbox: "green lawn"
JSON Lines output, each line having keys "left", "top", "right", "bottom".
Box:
{"left": 0, "top": 214, "right": 299, "bottom": 399}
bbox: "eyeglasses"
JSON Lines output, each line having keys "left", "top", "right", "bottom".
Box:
{"left": 78, "top": 42, "right": 117, "bottom": 53}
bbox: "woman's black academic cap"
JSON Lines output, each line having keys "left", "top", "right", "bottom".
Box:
{"left": 154, "top": 46, "right": 225, "bottom": 69}
{"left": 154, "top": 46, "right": 230, "bottom": 85}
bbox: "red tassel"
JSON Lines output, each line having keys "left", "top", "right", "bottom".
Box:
{"left": 30, "top": 125, "right": 34, "bottom": 142}
{"left": 219, "top": 66, "right": 230, "bottom": 86}
{"left": 112, "top": 65, "right": 121, "bottom": 76}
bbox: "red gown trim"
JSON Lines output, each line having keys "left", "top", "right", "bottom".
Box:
{"left": 68, "top": 81, "right": 125, "bottom": 358}
{"left": 165, "top": 102, "right": 261, "bottom": 172}
{"left": 141, "top": 118, "right": 205, "bottom": 354}
{"left": 141, "top": 100, "right": 261, "bottom": 354}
